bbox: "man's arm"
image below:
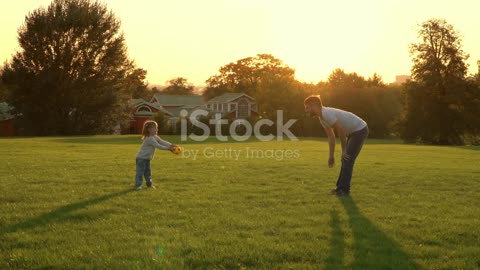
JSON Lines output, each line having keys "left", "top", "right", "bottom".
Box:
{"left": 332, "top": 121, "right": 348, "bottom": 160}
{"left": 325, "top": 127, "right": 336, "bottom": 168}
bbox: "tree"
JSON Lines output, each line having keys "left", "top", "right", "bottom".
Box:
{"left": 161, "top": 77, "right": 194, "bottom": 95}
{"left": 324, "top": 69, "right": 402, "bottom": 138}
{"left": 327, "top": 69, "right": 367, "bottom": 90}
{"left": 401, "top": 19, "right": 470, "bottom": 144}
{"left": 129, "top": 68, "right": 150, "bottom": 100}
{"left": 476, "top": 60, "right": 480, "bottom": 82}
{"left": 462, "top": 60, "right": 480, "bottom": 142}
{"left": 0, "top": 70, "right": 7, "bottom": 101}
{"left": 1, "top": 0, "right": 144, "bottom": 135}
{"left": 204, "top": 54, "right": 295, "bottom": 100}
{"left": 153, "top": 110, "right": 170, "bottom": 134}
{"left": 204, "top": 54, "right": 299, "bottom": 119}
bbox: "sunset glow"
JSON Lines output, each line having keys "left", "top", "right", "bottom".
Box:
{"left": 1, "top": 0, "right": 479, "bottom": 85}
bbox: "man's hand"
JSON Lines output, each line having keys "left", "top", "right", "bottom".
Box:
{"left": 342, "top": 152, "right": 351, "bottom": 161}
{"left": 328, "top": 157, "right": 335, "bottom": 168}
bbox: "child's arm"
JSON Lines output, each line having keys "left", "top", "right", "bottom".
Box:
{"left": 153, "top": 135, "right": 176, "bottom": 151}
{"left": 148, "top": 137, "right": 173, "bottom": 151}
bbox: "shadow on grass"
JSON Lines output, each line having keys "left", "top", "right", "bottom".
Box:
{"left": 324, "top": 197, "right": 422, "bottom": 270}
{"left": 324, "top": 209, "right": 346, "bottom": 270}
{"left": 1, "top": 189, "right": 132, "bottom": 236}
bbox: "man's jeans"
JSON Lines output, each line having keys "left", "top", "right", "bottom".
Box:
{"left": 135, "top": 158, "right": 152, "bottom": 187}
{"left": 336, "top": 126, "right": 369, "bottom": 192}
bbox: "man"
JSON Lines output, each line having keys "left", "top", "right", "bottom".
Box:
{"left": 304, "top": 95, "right": 369, "bottom": 196}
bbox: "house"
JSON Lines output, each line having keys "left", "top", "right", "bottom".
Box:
{"left": 129, "top": 93, "right": 258, "bottom": 134}
{"left": 129, "top": 99, "right": 172, "bottom": 134}
{"left": 0, "top": 102, "right": 15, "bottom": 136}
{"left": 130, "top": 94, "right": 205, "bottom": 133}
{"left": 204, "top": 93, "right": 258, "bottom": 119}
{"left": 151, "top": 94, "right": 205, "bottom": 131}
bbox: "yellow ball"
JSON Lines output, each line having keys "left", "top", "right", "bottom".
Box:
{"left": 172, "top": 146, "right": 181, "bottom": 155}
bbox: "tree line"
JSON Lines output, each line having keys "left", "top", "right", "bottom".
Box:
{"left": 0, "top": 0, "right": 479, "bottom": 144}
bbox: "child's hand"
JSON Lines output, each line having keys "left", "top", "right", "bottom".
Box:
{"left": 170, "top": 144, "right": 177, "bottom": 151}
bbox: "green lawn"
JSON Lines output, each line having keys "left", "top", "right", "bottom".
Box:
{"left": 0, "top": 136, "right": 479, "bottom": 269}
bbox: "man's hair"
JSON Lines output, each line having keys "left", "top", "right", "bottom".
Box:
{"left": 141, "top": 120, "right": 158, "bottom": 140}
{"left": 304, "top": 95, "right": 323, "bottom": 107}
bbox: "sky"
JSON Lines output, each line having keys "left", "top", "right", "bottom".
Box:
{"left": 1, "top": 0, "right": 479, "bottom": 86}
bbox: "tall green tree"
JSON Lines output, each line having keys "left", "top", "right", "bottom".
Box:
{"left": 128, "top": 68, "right": 150, "bottom": 100}
{"left": 204, "top": 54, "right": 299, "bottom": 118}
{"left": 204, "top": 54, "right": 295, "bottom": 100}
{"left": 401, "top": 19, "right": 470, "bottom": 144}
{"left": 325, "top": 69, "right": 401, "bottom": 138}
{"left": 463, "top": 61, "right": 480, "bottom": 140}
{"left": 161, "top": 77, "right": 195, "bottom": 95}
{"left": 0, "top": 69, "right": 7, "bottom": 101}
{"left": 1, "top": 0, "right": 144, "bottom": 135}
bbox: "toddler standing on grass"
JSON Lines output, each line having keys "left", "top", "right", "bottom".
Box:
{"left": 135, "top": 120, "right": 176, "bottom": 190}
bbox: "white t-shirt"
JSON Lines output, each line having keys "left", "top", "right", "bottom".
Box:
{"left": 318, "top": 107, "right": 367, "bottom": 135}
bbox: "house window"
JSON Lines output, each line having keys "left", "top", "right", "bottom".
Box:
{"left": 230, "top": 103, "right": 237, "bottom": 111}
{"left": 222, "top": 103, "right": 228, "bottom": 112}
{"left": 238, "top": 99, "right": 249, "bottom": 118}
{"left": 137, "top": 106, "right": 151, "bottom": 113}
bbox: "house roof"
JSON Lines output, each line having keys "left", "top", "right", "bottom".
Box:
{"left": 206, "top": 93, "right": 255, "bottom": 104}
{"left": 131, "top": 98, "right": 173, "bottom": 116}
{"left": 164, "top": 107, "right": 206, "bottom": 118}
{"left": 152, "top": 94, "right": 204, "bottom": 107}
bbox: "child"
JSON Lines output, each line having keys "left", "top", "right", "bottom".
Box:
{"left": 135, "top": 120, "right": 176, "bottom": 190}
{"left": 304, "top": 95, "right": 369, "bottom": 196}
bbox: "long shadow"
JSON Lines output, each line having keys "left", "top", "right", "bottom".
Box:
{"left": 338, "top": 197, "right": 422, "bottom": 270}
{"left": 1, "top": 189, "right": 132, "bottom": 236}
{"left": 323, "top": 209, "right": 346, "bottom": 270}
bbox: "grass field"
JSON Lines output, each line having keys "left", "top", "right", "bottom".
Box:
{"left": 1, "top": 136, "right": 479, "bottom": 269}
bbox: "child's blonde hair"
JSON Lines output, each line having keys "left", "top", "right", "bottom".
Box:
{"left": 141, "top": 120, "right": 158, "bottom": 139}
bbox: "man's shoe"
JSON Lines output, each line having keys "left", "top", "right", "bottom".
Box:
{"left": 331, "top": 188, "right": 349, "bottom": 196}
{"left": 336, "top": 189, "right": 350, "bottom": 196}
